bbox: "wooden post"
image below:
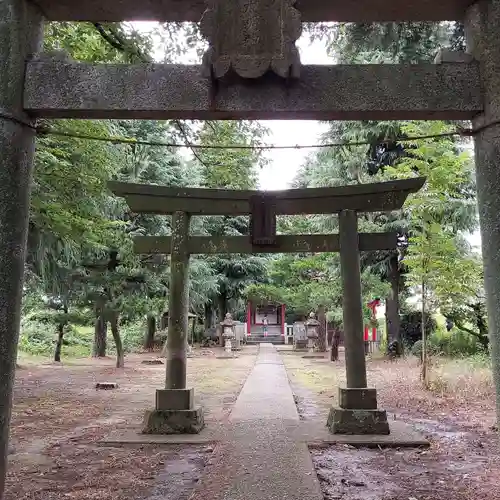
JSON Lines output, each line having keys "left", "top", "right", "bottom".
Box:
{"left": 165, "top": 211, "right": 191, "bottom": 390}
{"left": 0, "top": 2, "right": 44, "bottom": 497}
{"left": 339, "top": 210, "right": 368, "bottom": 388}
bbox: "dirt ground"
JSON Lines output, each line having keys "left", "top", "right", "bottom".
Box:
{"left": 6, "top": 347, "right": 500, "bottom": 500}
{"left": 5, "top": 347, "right": 257, "bottom": 500}
{"left": 282, "top": 349, "right": 500, "bottom": 500}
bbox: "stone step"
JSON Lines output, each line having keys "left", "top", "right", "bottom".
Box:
{"left": 246, "top": 335, "right": 285, "bottom": 345}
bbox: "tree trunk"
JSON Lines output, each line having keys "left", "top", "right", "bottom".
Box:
{"left": 218, "top": 293, "right": 227, "bottom": 322}
{"left": 204, "top": 303, "right": 213, "bottom": 332}
{"left": 330, "top": 329, "right": 341, "bottom": 361}
{"left": 317, "top": 305, "right": 327, "bottom": 352}
{"left": 93, "top": 313, "right": 107, "bottom": 358}
{"left": 190, "top": 316, "right": 196, "bottom": 345}
{"left": 160, "top": 311, "right": 168, "bottom": 330}
{"left": 54, "top": 323, "right": 64, "bottom": 362}
{"left": 421, "top": 280, "right": 429, "bottom": 386}
{"left": 110, "top": 312, "right": 125, "bottom": 368}
{"left": 218, "top": 294, "right": 227, "bottom": 346}
{"left": 54, "top": 304, "right": 68, "bottom": 362}
{"left": 144, "top": 314, "right": 156, "bottom": 350}
{"left": 474, "top": 304, "right": 490, "bottom": 351}
{"left": 386, "top": 254, "right": 402, "bottom": 356}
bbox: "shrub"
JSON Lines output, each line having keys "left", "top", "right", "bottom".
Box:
{"left": 400, "top": 311, "right": 437, "bottom": 346}
{"left": 429, "top": 327, "right": 486, "bottom": 357}
{"left": 19, "top": 320, "right": 56, "bottom": 355}
{"left": 410, "top": 326, "right": 488, "bottom": 359}
{"left": 19, "top": 320, "right": 92, "bottom": 357}
{"left": 121, "top": 321, "right": 146, "bottom": 353}
{"left": 410, "top": 339, "right": 440, "bottom": 358}
{"left": 411, "top": 339, "right": 423, "bottom": 357}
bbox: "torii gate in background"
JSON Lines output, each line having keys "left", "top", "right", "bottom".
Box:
{"left": 2, "top": 1, "right": 500, "bottom": 498}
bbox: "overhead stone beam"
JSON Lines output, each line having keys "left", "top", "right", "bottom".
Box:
{"left": 108, "top": 177, "right": 426, "bottom": 215}
{"left": 24, "top": 62, "right": 482, "bottom": 121}
{"left": 133, "top": 233, "right": 399, "bottom": 255}
{"left": 32, "top": 0, "right": 474, "bottom": 22}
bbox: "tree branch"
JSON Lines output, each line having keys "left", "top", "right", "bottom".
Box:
{"left": 454, "top": 320, "right": 487, "bottom": 341}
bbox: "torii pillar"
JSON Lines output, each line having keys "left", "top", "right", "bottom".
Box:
{"left": 0, "top": 1, "right": 44, "bottom": 498}
{"left": 465, "top": 0, "right": 500, "bottom": 420}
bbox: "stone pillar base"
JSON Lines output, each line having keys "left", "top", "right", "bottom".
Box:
{"left": 156, "top": 388, "right": 194, "bottom": 411}
{"left": 327, "top": 408, "right": 389, "bottom": 435}
{"left": 339, "top": 387, "right": 377, "bottom": 410}
{"left": 141, "top": 387, "right": 205, "bottom": 434}
{"left": 142, "top": 407, "right": 205, "bottom": 434}
{"left": 327, "top": 387, "right": 390, "bottom": 435}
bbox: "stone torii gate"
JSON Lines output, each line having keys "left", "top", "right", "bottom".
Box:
{"left": 1, "top": 0, "right": 500, "bottom": 497}
{"left": 110, "top": 177, "right": 424, "bottom": 434}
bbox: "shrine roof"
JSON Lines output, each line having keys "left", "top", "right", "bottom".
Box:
{"left": 34, "top": 0, "right": 473, "bottom": 22}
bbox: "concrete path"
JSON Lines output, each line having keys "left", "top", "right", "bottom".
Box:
{"left": 190, "top": 343, "right": 324, "bottom": 500}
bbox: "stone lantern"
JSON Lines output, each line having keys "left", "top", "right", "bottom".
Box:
{"left": 221, "top": 313, "right": 236, "bottom": 353}
{"left": 305, "top": 312, "right": 320, "bottom": 353}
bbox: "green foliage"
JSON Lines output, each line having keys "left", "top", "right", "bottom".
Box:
{"left": 120, "top": 321, "right": 149, "bottom": 353}
{"left": 301, "top": 23, "right": 480, "bottom": 360}
{"left": 25, "top": 307, "right": 93, "bottom": 327}
{"left": 246, "top": 253, "right": 388, "bottom": 326}
{"left": 386, "top": 122, "right": 478, "bottom": 313}
{"left": 400, "top": 310, "right": 437, "bottom": 345}
{"left": 429, "top": 327, "right": 487, "bottom": 357}
{"left": 191, "top": 121, "right": 272, "bottom": 318}
{"left": 19, "top": 320, "right": 93, "bottom": 357}
{"left": 331, "top": 22, "right": 452, "bottom": 63}
{"left": 444, "top": 291, "right": 489, "bottom": 350}
{"left": 411, "top": 338, "right": 440, "bottom": 358}
{"left": 33, "top": 119, "right": 122, "bottom": 246}
{"left": 305, "top": 21, "right": 461, "bottom": 65}
{"left": 198, "top": 121, "right": 269, "bottom": 189}
{"left": 245, "top": 283, "right": 287, "bottom": 305}
{"left": 411, "top": 340, "right": 424, "bottom": 357}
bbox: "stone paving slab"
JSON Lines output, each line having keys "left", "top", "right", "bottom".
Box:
{"left": 101, "top": 419, "right": 428, "bottom": 448}
{"left": 101, "top": 345, "right": 428, "bottom": 453}
{"left": 100, "top": 429, "right": 218, "bottom": 446}
{"left": 304, "top": 420, "right": 429, "bottom": 448}
{"left": 189, "top": 343, "right": 324, "bottom": 500}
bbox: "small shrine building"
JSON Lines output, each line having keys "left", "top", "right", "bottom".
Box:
{"left": 246, "top": 301, "right": 286, "bottom": 344}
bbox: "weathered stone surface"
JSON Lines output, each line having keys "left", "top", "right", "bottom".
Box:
{"left": 109, "top": 177, "right": 425, "bottom": 216}
{"left": 142, "top": 408, "right": 205, "bottom": 434}
{"left": 156, "top": 388, "right": 194, "bottom": 411}
{"left": 134, "top": 233, "right": 398, "bottom": 255}
{"left": 221, "top": 312, "right": 236, "bottom": 339}
{"left": 250, "top": 193, "right": 278, "bottom": 245}
{"left": 33, "top": 0, "right": 476, "bottom": 23}
{"left": 165, "top": 211, "right": 190, "bottom": 390}
{"left": 434, "top": 48, "right": 475, "bottom": 64}
{"left": 327, "top": 408, "right": 390, "bottom": 435}
{"left": 141, "top": 359, "right": 164, "bottom": 365}
{"left": 0, "top": 2, "right": 43, "bottom": 498}
{"left": 339, "top": 211, "right": 368, "bottom": 389}
{"left": 200, "top": 0, "right": 301, "bottom": 79}
{"left": 293, "top": 340, "right": 308, "bottom": 351}
{"left": 24, "top": 62, "right": 482, "bottom": 120}
{"left": 95, "top": 382, "right": 119, "bottom": 390}
{"left": 465, "top": 0, "right": 500, "bottom": 422}
{"left": 305, "top": 312, "right": 320, "bottom": 339}
{"left": 339, "top": 387, "right": 378, "bottom": 410}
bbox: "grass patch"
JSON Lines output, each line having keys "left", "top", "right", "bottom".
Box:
{"left": 427, "top": 356, "right": 494, "bottom": 402}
